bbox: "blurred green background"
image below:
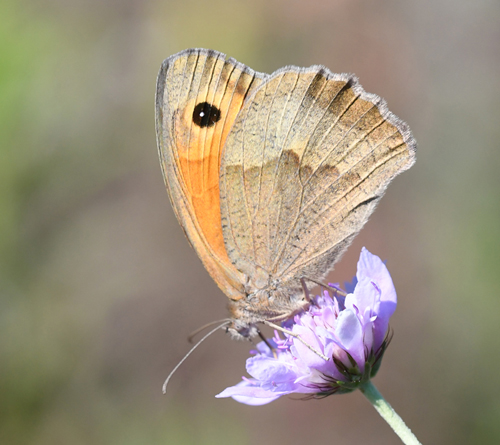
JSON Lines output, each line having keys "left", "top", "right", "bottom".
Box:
{"left": 1, "top": 0, "right": 499, "bottom": 444}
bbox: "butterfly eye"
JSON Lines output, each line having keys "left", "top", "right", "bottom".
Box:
{"left": 192, "top": 102, "right": 221, "bottom": 128}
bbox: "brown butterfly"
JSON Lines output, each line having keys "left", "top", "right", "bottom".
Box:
{"left": 155, "top": 48, "right": 416, "bottom": 340}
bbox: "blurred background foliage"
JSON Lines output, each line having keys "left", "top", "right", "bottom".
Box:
{"left": 1, "top": 0, "right": 499, "bottom": 443}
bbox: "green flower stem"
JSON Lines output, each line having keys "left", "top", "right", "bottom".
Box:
{"left": 359, "top": 381, "right": 421, "bottom": 445}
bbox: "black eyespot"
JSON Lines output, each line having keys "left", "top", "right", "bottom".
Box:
{"left": 192, "top": 102, "right": 221, "bottom": 128}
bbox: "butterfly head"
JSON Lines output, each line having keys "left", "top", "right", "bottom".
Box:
{"left": 226, "top": 319, "right": 260, "bottom": 340}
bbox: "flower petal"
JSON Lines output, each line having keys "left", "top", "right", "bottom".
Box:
{"left": 357, "top": 247, "right": 397, "bottom": 320}
{"left": 246, "top": 355, "right": 297, "bottom": 385}
{"left": 292, "top": 324, "right": 331, "bottom": 374}
{"left": 231, "top": 393, "right": 282, "bottom": 406}
{"left": 356, "top": 248, "right": 397, "bottom": 350}
{"left": 335, "top": 309, "right": 365, "bottom": 370}
{"left": 346, "top": 277, "right": 380, "bottom": 322}
{"left": 215, "top": 380, "right": 283, "bottom": 405}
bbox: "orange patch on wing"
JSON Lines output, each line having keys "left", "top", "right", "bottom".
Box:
{"left": 178, "top": 153, "right": 229, "bottom": 264}
{"left": 175, "top": 74, "right": 256, "bottom": 269}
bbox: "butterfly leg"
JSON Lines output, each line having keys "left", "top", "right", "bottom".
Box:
{"left": 300, "top": 277, "right": 313, "bottom": 302}
{"left": 301, "top": 277, "right": 347, "bottom": 297}
{"left": 257, "top": 329, "right": 277, "bottom": 359}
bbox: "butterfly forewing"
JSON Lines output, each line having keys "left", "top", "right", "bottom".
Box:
{"left": 156, "top": 49, "right": 266, "bottom": 300}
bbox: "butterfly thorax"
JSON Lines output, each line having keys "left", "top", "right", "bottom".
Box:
{"left": 226, "top": 285, "right": 309, "bottom": 339}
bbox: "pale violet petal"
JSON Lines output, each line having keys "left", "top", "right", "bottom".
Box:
{"left": 231, "top": 393, "right": 282, "bottom": 406}
{"left": 335, "top": 309, "right": 365, "bottom": 369}
{"left": 346, "top": 277, "right": 380, "bottom": 321}
{"left": 357, "top": 247, "right": 397, "bottom": 319}
{"left": 216, "top": 381, "right": 284, "bottom": 405}
{"left": 246, "top": 355, "right": 297, "bottom": 383}
{"left": 292, "top": 325, "right": 328, "bottom": 370}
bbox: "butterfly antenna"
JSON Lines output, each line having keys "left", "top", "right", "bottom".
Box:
{"left": 263, "top": 320, "right": 329, "bottom": 361}
{"left": 162, "top": 321, "right": 230, "bottom": 395}
{"left": 187, "top": 319, "right": 232, "bottom": 343}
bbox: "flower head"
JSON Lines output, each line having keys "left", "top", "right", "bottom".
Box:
{"left": 216, "top": 248, "right": 397, "bottom": 405}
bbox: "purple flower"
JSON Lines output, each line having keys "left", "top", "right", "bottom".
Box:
{"left": 216, "top": 248, "right": 397, "bottom": 405}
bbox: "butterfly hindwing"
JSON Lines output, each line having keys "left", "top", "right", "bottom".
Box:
{"left": 220, "top": 66, "right": 416, "bottom": 297}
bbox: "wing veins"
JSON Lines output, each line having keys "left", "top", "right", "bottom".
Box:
{"left": 230, "top": 73, "right": 263, "bottom": 267}
{"left": 270, "top": 99, "right": 381, "bottom": 273}
{"left": 278, "top": 143, "right": 405, "bottom": 278}
{"left": 172, "top": 53, "right": 201, "bottom": 200}
{"left": 185, "top": 53, "right": 204, "bottom": 196}
{"left": 207, "top": 59, "right": 236, "bottom": 181}
{"left": 255, "top": 74, "right": 285, "bottom": 218}
{"left": 268, "top": 75, "right": 330, "bottom": 272}
{"left": 200, "top": 55, "right": 223, "bottom": 195}
{"left": 302, "top": 97, "right": 372, "bottom": 189}
{"left": 245, "top": 74, "right": 266, "bottom": 263}
{"left": 266, "top": 73, "right": 300, "bottom": 271}
{"left": 219, "top": 66, "right": 249, "bottom": 264}
{"left": 300, "top": 117, "right": 385, "bottom": 214}
{"left": 169, "top": 56, "right": 191, "bottom": 171}
{"left": 264, "top": 73, "right": 325, "bottom": 212}
{"left": 297, "top": 82, "right": 355, "bottom": 183}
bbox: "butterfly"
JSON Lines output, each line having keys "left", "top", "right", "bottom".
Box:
{"left": 155, "top": 48, "right": 416, "bottom": 340}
